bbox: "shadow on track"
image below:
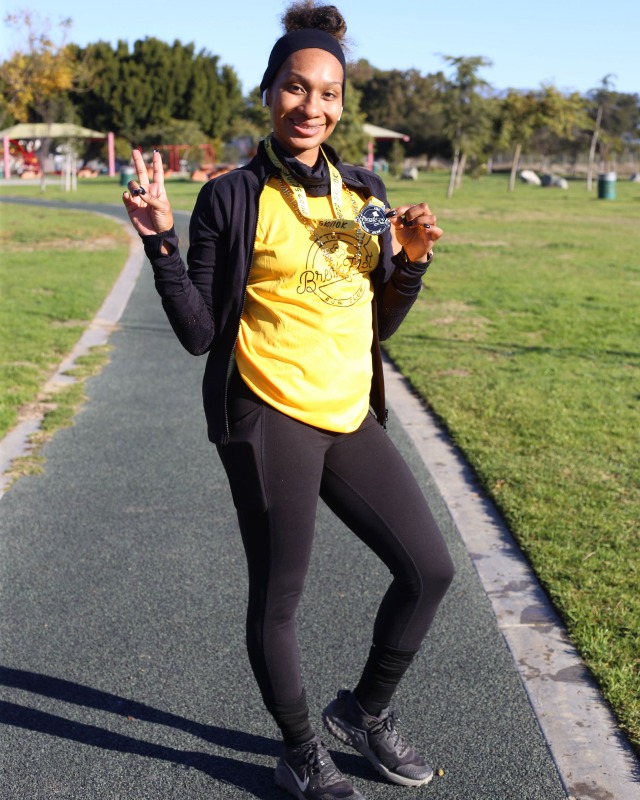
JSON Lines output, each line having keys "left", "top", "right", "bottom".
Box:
{"left": 0, "top": 666, "right": 285, "bottom": 798}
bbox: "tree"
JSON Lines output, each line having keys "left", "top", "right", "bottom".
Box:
{"left": 586, "top": 76, "right": 614, "bottom": 190}
{"left": 585, "top": 77, "right": 640, "bottom": 190}
{"left": 389, "top": 139, "right": 405, "bottom": 177}
{"left": 440, "top": 55, "right": 493, "bottom": 197}
{"left": 137, "top": 118, "right": 211, "bottom": 165}
{"left": 349, "top": 60, "right": 449, "bottom": 163}
{"left": 1, "top": 9, "right": 85, "bottom": 191}
{"left": 538, "top": 85, "right": 589, "bottom": 162}
{"left": 0, "top": 90, "right": 14, "bottom": 130}
{"left": 240, "top": 85, "right": 272, "bottom": 137}
{"left": 498, "top": 90, "right": 542, "bottom": 191}
{"left": 326, "top": 79, "right": 368, "bottom": 164}
{"left": 402, "top": 70, "right": 449, "bottom": 163}
{"left": 70, "top": 38, "right": 243, "bottom": 145}
{"left": 496, "top": 85, "right": 588, "bottom": 191}
{"left": 221, "top": 84, "right": 271, "bottom": 154}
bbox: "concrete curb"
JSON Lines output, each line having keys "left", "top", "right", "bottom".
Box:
{"left": 383, "top": 354, "right": 640, "bottom": 800}
{"left": 0, "top": 214, "right": 145, "bottom": 498}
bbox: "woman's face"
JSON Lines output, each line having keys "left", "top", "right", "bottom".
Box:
{"left": 267, "top": 48, "right": 344, "bottom": 166}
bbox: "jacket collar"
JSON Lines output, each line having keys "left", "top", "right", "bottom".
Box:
{"left": 249, "top": 138, "right": 370, "bottom": 193}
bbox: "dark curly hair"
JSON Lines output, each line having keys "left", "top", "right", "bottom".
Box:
{"left": 281, "top": 2, "right": 347, "bottom": 44}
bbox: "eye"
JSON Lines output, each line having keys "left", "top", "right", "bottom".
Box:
{"left": 324, "top": 87, "right": 343, "bottom": 101}
{"left": 288, "top": 83, "right": 305, "bottom": 94}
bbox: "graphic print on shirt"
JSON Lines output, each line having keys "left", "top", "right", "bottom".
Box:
{"left": 297, "top": 225, "right": 377, "bottom": 307}
{"left": 238, "top": 179, "right": 381, "bottom": 432}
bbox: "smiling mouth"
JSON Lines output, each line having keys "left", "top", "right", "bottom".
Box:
{"left": 290, "top": 120, "right": 324, "bottom": 134}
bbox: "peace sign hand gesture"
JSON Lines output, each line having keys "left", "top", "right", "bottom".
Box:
{"left": 122, "top": 150, "right": 174, "bottom": 237}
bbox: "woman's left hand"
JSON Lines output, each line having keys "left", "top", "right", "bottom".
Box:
{"left": 388, "top": 203, "right": 443, "bottom": 263}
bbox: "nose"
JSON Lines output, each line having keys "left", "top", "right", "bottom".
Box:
{"left": 299, "top": 90, "right": 321, "bottom": 117}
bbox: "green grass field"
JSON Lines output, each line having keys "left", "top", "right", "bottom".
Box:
{"left": 0, "top": 202, "right": 128, "bottom": 439}
{"left": 383, "top": 172, "right": 640, "bottom": 750}
{"left": 1, "top": 170, "right": 639, "bottom": 750}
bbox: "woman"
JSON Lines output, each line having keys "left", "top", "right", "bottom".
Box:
{"left": 123, "top": 3, "right": 454, "bottom": 798}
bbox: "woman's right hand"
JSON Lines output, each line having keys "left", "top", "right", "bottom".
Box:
{"left": 122, "top": 149, "right": 174, "bottom": 237}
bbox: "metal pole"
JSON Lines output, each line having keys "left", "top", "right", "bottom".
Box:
{"left": 3, "top": 136, "right": 11, "bottom": 179}
{"left": 107, "top": 132, "right": 115, "bottom": 177}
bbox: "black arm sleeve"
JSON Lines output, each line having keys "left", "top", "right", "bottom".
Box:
{"left": 142, "top": 179, "right": 225, "bottom": 356}
{"left": 377, "top": 249, "right": 430, "bottom": 341}
{"left": 142, "top": 228, "right": 215, "bottom": 356}
{"left": 364, "top": 175, "right": 430, "bottom": 341}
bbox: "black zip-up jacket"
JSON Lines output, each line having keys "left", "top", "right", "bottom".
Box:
{"left": 142, "top": 141, "right": 429, "bottom": 444}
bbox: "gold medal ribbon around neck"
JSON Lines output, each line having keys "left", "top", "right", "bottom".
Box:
{"left": 263, "top": 135, "right": 383, "bottom": 230}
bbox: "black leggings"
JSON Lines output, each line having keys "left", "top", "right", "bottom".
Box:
{"left": 217, "top": 370, "right": 454, "bottom": 740}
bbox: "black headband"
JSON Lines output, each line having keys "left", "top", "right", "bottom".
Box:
{"left": 260, "top": 28, "right": 346, "bottom": 96}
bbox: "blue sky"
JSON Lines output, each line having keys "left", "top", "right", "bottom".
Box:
{"left": 2, "top": 0, "right": 638, "bottom": 96}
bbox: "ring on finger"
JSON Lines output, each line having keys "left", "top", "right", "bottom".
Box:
{"left": 127, "top": 179, "right": 146, "bottom": 197}
{"left": 402, "top": 216, "right": 430, "bottom": 229}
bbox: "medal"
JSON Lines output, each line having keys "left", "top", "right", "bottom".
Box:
{"left": 263, "top": 136, "right": 389, "bottom": 236}
{"left": 355, "top": 203, "right": 390, "bottom": 235}
{"left": 263, "top": 135, "right": 388, "bottom": 278}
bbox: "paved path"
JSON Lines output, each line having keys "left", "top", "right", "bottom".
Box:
{"left": 0, "top": 198, "right": 637, "bottom": 799}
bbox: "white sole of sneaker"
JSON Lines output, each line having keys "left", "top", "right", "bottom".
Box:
{"left": 323, "top": 712, "right": 433, "bottom": 788}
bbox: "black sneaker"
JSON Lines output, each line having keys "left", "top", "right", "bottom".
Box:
{"left": 322, "top": 689, "right": 433, "bottom": 787}
{"left": 274, "top": 735, "right": 366, "bottom": 800}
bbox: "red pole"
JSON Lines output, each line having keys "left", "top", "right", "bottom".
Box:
{"left": 107, "top": 132, "right": 115, "bottom": 177}
{"left": 3, "top": 136, "right": 11, "bottom": 179}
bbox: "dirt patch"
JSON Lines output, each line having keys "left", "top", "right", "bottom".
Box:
{"left": 5, "top": 361, "right": 42, "bottom": 369}
{"left": 430, "top": 300, "right": 489, "bottom": 327}
{"left": 428, "top": 300, "right": 490, "bottom": 342}
{"left": 434, "top": 369, "right": 472, "bottom": 377}
{"left": 16, "top": 400, "right": 57, "bottom": 422}
{"left": 50, "top": 319, "right": 86, "bottom": 329}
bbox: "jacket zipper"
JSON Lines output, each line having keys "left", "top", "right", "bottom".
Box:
{"left": 222, "top": 184, "right": 266, "bottom": 443}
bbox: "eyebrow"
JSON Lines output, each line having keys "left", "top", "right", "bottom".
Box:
{"left": 286, "top": 72, "right": 343, "bottom": 87}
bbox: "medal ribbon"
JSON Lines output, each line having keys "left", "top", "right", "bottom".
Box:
{"left": 264, "top": 135, "right": 363, "bottom": 230}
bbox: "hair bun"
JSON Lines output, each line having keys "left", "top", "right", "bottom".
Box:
{"left": 282, "top": 2, "right": 347, "bottom": 42}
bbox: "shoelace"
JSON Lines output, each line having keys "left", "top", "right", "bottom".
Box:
{"left": 368, "top": 712, "right": 411, "bottom": 757}
{"left": 299, "top": 740, "right": 342, "bottom": 785}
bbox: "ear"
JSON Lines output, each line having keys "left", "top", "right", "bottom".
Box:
{"left": 262, "top": 89, "right": 268, "bottom": 107}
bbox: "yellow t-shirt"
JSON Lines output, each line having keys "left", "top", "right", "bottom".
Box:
{"left": 235, "top": 177, "right": 381, "bottom": 432}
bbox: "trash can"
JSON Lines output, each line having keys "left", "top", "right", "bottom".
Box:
{"left": 119, "top": 166, "right": 135, "bottom": 187}
{"left": 597, "top": 172, "right": 616, "bottom": 200}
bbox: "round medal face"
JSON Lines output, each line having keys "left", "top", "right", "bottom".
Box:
{"left": 356, "top": 204, "right": 390, "bottom": 235}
